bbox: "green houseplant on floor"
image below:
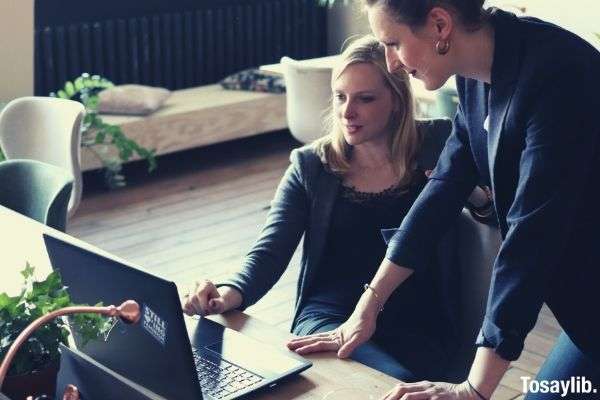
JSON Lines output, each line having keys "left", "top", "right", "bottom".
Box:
{"left": 0, "top": 264, "right": 111, "bottom": 398}
{"left": 52, "top": 73, "right": 157, "bottom": 188}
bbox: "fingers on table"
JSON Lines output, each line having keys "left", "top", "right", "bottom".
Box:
{"left": 190, "top": 292, "right": 209, "bottom": 315}
{"left": 185, "top": 280, "right": 219, "bottom": 315}
{"left": 287, "top": 331, "right": 340, "bottom": 354}
{"left": 381, "top": 381, "right": 438, "bottom": 400}
{"left": 182, "top": 299, "right": 195, "bottom": 316}
{"left": 182, "top": 291, "right": 196, "bottom": 315}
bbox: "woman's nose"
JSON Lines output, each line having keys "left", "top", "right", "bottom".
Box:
{"left": 385, "top": 48, "right": 402, "bottom": 73}
{"left": 343, "top": 102, "right": 356, "bottom": 119}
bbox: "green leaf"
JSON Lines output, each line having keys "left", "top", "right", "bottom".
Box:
{"left": 0, "top": 293, "right": 15, "bottom": 310}
{"left": 49, "top": 73, "right": 155, "bottom": 188}
{"left": 95, "top": 130, "right": 107, "bottom": 144}
{"left": 1, "top": 263, "right": 111, "bottom": 376}
{"left": 74, "top": 76, "right": 85, "bottom": 91}
{"left": 21, "top": 262, "right": 34, "bottom": 279}
{"left": 65, "top": 81, "right": 76, "bottom": 97}
{"left": 44, "top": 270, "right": 62, "bottom": 291}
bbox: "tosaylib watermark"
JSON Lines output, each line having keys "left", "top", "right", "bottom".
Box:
{"left": 521, "top": 376, "right": 597, "bottom": 397}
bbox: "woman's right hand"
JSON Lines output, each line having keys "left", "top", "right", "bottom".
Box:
{"left": 182, "top": 280, "right": 243, "bottom": 316}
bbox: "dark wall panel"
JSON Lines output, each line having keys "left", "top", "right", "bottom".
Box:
{"left": 34, "top": 0, "right": 328, "bottom": 95}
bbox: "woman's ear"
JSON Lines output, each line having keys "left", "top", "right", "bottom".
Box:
{"left": 428, "top": 6, "right": 454, "bottom": 40}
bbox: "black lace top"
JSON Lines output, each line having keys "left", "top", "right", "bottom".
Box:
{"left": 301, "top": 171, "right": 443, "bottom": 336}
{"left": 339, "top": 180, "right": 413, "bottom": 205}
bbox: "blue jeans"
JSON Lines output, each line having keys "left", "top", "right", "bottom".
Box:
{"left": 292, "top": 317, "right": 447, "bottom": 382}
{"left": 524, "top": 332, "right": 600, "bottom": 400}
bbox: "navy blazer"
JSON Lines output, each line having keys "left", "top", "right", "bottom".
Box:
{"left": 219, "top": 119, "right": 456, "bottom": 332}
{"left": 386, "top": 9, "right": 600, "bottom": 361}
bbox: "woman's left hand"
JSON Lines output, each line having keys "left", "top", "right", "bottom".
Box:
{"left": 380, "top": 381, "right": 478, "bottom": 400}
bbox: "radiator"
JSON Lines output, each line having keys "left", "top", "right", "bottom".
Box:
{"left": 34, "top": 0, "right": 327, "bottom": 95}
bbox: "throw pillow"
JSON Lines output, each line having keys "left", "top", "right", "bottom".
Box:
{"left": 98, "top": 85, "right": 171, "bottom": 115}
{"left": 220, "top": 69, "right": 285, "bottom": 93}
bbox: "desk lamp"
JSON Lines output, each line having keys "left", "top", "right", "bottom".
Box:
{"left": 0, "top": 300, "right": 140, "bottom": 400}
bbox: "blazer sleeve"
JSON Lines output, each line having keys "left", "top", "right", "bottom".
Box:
{"left": 476, "top": 62, "right": 600, "bottom": 360}
{"left": 218, "top": 149, "right": 310, "bottom": 309}
{"left": 383, "top": 100, "right": 480, "bottom": 271}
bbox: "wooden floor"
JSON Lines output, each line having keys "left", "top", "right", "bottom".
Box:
{"left": 68, "top": 132, "right": 560, "bottom": 400}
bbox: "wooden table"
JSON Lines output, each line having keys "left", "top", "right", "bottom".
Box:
{"left": 0, "top": 205, "right": 399, "bottom": 399}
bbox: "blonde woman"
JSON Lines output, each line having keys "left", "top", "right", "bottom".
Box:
{"left": 184, "top": 35, "right": 465, "bottom": 381}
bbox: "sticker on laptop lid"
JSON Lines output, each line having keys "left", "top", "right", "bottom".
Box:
{"left": 141, "top": 304, "right": 168, "bottom": 346}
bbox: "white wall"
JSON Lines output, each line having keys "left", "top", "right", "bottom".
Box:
{"left": 0, "top": 0, "right": 34, "bottom": 103}
{"left": 486, "top": 0, "right": 600, "bottom": 49}
{"left": 326, "top": 1, "right": 370, "bottom": 54}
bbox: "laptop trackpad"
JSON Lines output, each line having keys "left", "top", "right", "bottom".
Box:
{"left": 190, "top": 318, "right": 307, "bottom": 378}
{"left": 204, "top": 331, "right": 306, "bottom": 378}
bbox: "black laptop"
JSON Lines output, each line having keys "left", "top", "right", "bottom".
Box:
{"left": 43, "top": 233, "right": 312, "bottom": 400}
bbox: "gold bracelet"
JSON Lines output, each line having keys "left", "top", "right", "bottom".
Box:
{"left": 467, "top": 379, "right": 488, "bottom": 400}
{"left": 363, "top": 283, "right": 384, "bottom": 313}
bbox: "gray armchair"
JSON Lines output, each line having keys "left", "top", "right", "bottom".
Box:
{"left": 0, "top": 159, "right": 73, "bottom": 232}
{"left": 448, "top": 209, "right": 501, "bottom": 381}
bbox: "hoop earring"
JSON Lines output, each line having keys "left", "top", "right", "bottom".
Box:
{"left": 435, "top": 40, "right": 450, "bottom": 55}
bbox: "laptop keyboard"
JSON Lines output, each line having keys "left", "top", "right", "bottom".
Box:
{"left": 192, "top": 348, "right": 264, "bottom": 399}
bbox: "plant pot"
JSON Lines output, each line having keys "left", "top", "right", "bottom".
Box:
{"left": 2, "top": 360, "right": 59, "bottom": 400}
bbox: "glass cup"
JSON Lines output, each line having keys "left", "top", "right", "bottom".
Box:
{"left": 322, "top": 388, "right": 376, "bottom": 400}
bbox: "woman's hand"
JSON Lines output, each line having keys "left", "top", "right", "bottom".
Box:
{"left": 380, "top": 381, "right": 480, "bottom": 400}
{"left": 286, "top": 289, "right": 381, "bottom": 358}
{"left": 287, "top": 313, "right": 377, "bottom": 357}
{"left": 182, "top": 280, "right": 243, "bottom": 316}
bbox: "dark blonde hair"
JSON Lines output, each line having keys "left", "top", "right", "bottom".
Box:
{"left": 313, "top": 35, "right": 420, "bottom": 186}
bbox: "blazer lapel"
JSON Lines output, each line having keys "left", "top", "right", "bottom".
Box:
{"left": 486, "top": 10, "right": 522, "bottom": 232}
{"left": 469, "top": 80, "right": 490, "bottom": 178}
{"left": 487, "top": 84, "right": 515, "bottom": 186}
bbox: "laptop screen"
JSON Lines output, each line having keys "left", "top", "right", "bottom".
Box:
{"left": 44, "top": 233, "right": 203, "bottom": 400}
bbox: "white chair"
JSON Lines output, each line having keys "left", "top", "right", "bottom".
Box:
{"left": 0, "top": 97, "right": 85, "bottom": 218}
{"left": 281, "top": 56, "right": 333, "bottom": 144}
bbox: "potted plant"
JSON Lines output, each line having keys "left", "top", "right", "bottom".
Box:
{"left": 52, "top": 73, "right": 157, "bottom": 188}
{"left": 0, "top": 264, "right": 111, "bottom": 399}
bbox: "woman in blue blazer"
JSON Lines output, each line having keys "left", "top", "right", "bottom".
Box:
{"left": 288, "top": 1, "right": 600, "bottom": 399}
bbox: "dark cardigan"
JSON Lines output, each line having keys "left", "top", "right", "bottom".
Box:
{"left": 218, "top": 119, "right": 459, "bottom": 334}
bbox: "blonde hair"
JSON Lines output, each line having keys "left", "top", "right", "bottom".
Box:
{"left": 313, "top": 35, "right": 421, "bottom": 187}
